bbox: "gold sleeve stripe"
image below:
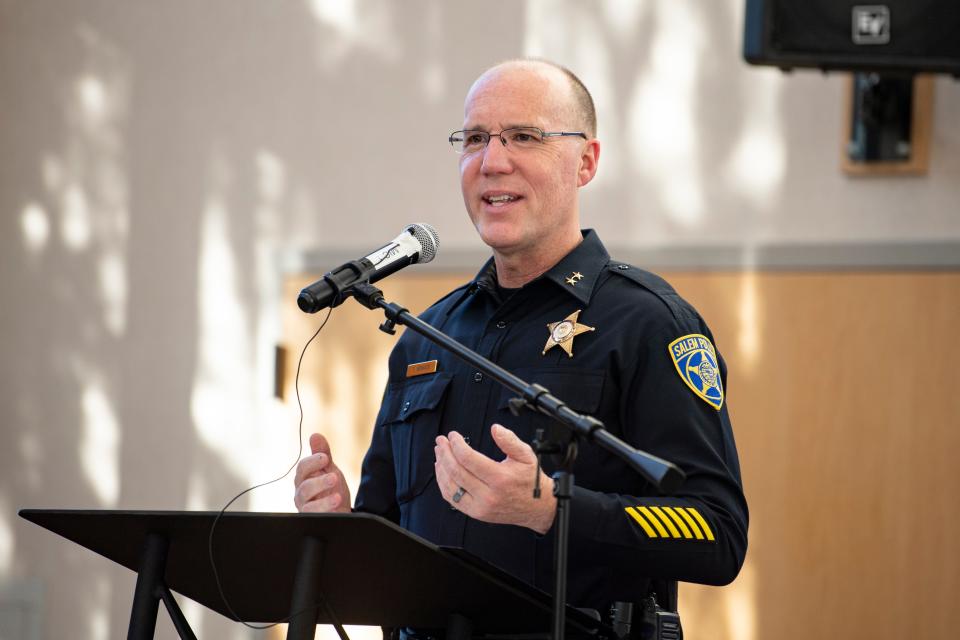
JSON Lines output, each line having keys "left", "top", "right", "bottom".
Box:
{"left": 636, "top": 506, "right": 669, "bottom": 537}
{"left": 685, "top": 507, "right": 716, "bottom": 541}
{"left": 661, "top": 506, "right": 694, "bottom": 539}
{"left": 675, "top": 508, "right": 705, "bottom": 540}
{"left": 650, "top": 506, "right": 682, "bottom": 538}
{"left": 625, "top": 507, "right": 658, "bottom": 538}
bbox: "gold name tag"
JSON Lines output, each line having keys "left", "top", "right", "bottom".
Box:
{"left": 406, "top": 360, "right": 438, "bottom": 378}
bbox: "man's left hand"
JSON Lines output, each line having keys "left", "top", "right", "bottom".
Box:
{"left": 434, "top": 423, "right": 557, "bottom": 534}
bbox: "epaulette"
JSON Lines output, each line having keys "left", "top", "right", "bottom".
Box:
{"left": 423, "top": 281, "right": 472, "bottom": 317}
{"left": 605, "top": 261, "right": 697, "bottom": 325}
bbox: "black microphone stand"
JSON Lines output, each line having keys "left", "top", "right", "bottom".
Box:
{"left": 345, "top": 282, "right": 685, "bottom": 640}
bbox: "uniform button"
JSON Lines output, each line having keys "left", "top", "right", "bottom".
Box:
{"left": 618, "top": 264, "right": 629, "bottom": 270}
{"left": 473, "top": 372, "right": 483, "bottom": 383}
{"left": 496, "top": 320, "right": 507, "bottom": 329}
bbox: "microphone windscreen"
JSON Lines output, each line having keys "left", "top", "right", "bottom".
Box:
{"left": 406, "top": 223, "right": 439, "bottom": 263}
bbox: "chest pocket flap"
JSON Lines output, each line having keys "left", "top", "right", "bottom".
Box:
{"left": 379, "top": 372, "right": 453, "bottom": 503}
{"left": 380, "top": 373, "right": 454, "bottom": 426}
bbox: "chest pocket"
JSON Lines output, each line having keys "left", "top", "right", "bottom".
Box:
{"left": 497, "top": 368, "right": 606, "bottom": 442}
{"left": 379, "top": 373, "right": 453, "bottom": 504}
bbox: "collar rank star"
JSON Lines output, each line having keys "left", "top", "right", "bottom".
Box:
{"left": 543, "top": 310, "right": 595, "bottom": 357}
{"left": 564, "top": 271, "right": 585, "bottom": 286}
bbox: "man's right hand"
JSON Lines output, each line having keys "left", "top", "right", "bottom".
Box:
{"left": 293, "top": 433, "right": 352, "bottom": 513}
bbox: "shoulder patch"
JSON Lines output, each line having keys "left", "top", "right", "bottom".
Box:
{"left": 668, "top": 334, "right": 724, "bottom": 410}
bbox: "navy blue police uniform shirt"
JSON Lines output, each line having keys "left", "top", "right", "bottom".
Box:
{"left": 355, "top": 230, "right": 748, "bottom": 612}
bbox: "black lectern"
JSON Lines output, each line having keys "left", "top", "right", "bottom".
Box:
{"left": 19, "top": 510, "right": 606, "bottom": 639}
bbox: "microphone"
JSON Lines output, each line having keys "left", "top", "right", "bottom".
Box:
{"left": 297, "top": 223, "right": 440, "bottom": 313}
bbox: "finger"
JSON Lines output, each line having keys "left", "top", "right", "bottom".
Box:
{"left": 294, "top": 476, "right": 325, "bottom": 510}
{"left": 310, "top": 432, "right": 333, "bottom": 458}
{"left": 434, "top": 438, "right": 484, "bottom": 497}
{"left": 490, "top": 423, "right": 536, "bottom": 463}
{"left": 434, "top": 438, "right": 473, "bottom": 490}
{"left": 300, "top": 490, "right": 345, "bottom": 513}
{"left": 434, "top": 456, "right": 455, "bottom": 500}
{"left": 434, "top": 456, "right": 479, "bottom": 515}
{"left": 294, "top": 452, "right": 331, "bottom": 487}
{"left": 447, "top": 431, "right": 500, "bottom": 479}
{"left": 296, "top": 433, "right": 333, "bottom": 487}
{"left": 433, "top": 440, "right": 452, "bottom": 498}
{"left": 294, "top": 472, "right": 340, "bottom": 510}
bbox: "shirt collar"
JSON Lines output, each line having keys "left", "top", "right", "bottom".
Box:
{"left": 539, "top": 229, "right": 609, "bottom": 305}
{"left": 450, "top": 229, "right": 610, "bottom": 312}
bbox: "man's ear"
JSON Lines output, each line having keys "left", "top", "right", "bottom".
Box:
{"left": 577, "top": 139, "right": 601, "bottom": 187}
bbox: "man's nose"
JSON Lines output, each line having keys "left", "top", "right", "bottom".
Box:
{"left": 480, "top": 135, "right": 513, "bottom": 174}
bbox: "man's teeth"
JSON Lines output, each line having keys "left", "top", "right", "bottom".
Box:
{"left": 486, "top": 195, "right": 517, "bottom": 206}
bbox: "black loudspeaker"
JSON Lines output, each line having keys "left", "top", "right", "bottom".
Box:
{"left": 743, "top": 0, "right": 960, "bottom": 75}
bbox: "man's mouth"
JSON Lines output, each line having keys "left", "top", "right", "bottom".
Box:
{"left": 483, "top": 194, "right": 522, "bottom": 207}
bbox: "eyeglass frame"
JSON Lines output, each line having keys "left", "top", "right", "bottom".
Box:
{"left": 448, "top": 126, "right": 588, "bottom": 153}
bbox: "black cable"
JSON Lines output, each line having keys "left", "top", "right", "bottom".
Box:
{"left": 207, "top": 306, "right": 333, "bottom": 631}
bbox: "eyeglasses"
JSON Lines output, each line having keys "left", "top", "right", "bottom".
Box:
{"left": 448, "top": 127, "right": 587, "bottom": 154}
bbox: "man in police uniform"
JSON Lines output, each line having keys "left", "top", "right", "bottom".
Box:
{"left": 294, "top": 59, "right": 748, "bottom": 620}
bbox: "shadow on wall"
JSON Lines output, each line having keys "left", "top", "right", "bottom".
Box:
{"left": 0, "top": 1, "right": 470, "bottom": 638}
{"left": 523, "top": 0, "right": 790, "bottom": 248}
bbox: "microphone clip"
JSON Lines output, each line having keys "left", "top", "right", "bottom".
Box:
{"left": 323, "top": 260, "right": 369, "bottom": 309}
{"left": 349, "top": 282, "right": 408, "bottom": 336}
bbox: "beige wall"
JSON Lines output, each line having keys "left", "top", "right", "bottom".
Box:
{"left": 2, "top": 1, "right": 959, "bottom": 639}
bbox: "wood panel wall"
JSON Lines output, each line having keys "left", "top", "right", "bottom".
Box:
{"left": 282, "top": 270, "right": 960, "bottom": 640}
